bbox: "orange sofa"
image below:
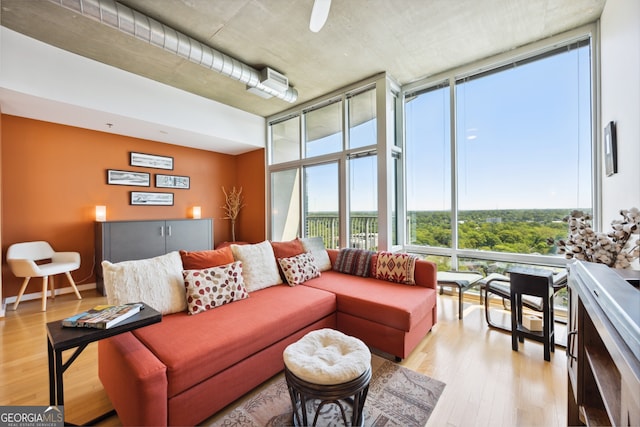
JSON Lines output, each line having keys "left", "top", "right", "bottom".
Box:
{"left": 98, "top": 248, "right": 437, "bottom": 426}
{"left": 306, "top": 249, "right": 438, "bottom": 360}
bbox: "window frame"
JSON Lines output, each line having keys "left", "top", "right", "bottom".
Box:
{"left": 266, "top": 74, "right": 400, "bottom": 249}
{"left": 401, "top": 24, "right": 599, "bottom": 269}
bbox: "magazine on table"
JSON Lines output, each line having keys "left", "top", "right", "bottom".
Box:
{"left": 62, "top": 303, "right": 145, "bottom": 329}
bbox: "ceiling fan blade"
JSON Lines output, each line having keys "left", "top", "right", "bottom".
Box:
{"left": 309, "top": 0, "right": 331, "bottom": 32}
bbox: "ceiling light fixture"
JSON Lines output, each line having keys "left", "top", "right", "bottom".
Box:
{"left": 309, "top": 0, "right": 332, "bottom": 33}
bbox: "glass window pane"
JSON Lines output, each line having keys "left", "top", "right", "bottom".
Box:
{"left": 410, "top": 253, "right": 452, "bottom": 272}
{"left": 304, "top": 163, "right": 339, "bottom": 249}
{"left": 405, "top": 85, "right": 452, "bottom": 248}
{"left": 456, "top": 44, "right": 592, "bottom": 254}
{"left": 349, "top": 155, "right": 378, "bottom": 250}
{"left": 349, "top": 89, "right": 376, "bottom": 149}
{"left": 271, "top": 169, "right": 300, "bottom": 241}
{"left": 271, "top": 116, "right": 300, "bottom": 164}
{"left": 305, "top": 102, "right": 342, "bottom": 158}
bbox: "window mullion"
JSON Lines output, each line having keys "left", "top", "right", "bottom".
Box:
{"left": 449, "top": 76, "right": 459, "bottom": 270}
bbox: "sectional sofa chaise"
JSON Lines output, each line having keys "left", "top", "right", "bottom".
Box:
{"left": 97, "top": 238, "right": 438, "bottom": 426}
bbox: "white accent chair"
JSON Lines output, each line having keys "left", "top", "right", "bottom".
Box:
{"left": 7, "top": 241, "right": 82, "bottom": 311}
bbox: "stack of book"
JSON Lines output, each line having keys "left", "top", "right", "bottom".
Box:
{"left": 63, "top": 303, "right": 144, "bottom": 329}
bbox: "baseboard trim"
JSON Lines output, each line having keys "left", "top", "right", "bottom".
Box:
{"left": 2, "top": 282, "right": 97, "bottom": 306}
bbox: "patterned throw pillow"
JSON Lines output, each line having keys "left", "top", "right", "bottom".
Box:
{"left": 183, "top": 261, "right": 249, "bottom": 315}
{"left": 278, "top": 253, "right": 320, "bottom": 286}
{"left": 373, "top": 252, "right": 418, "bottom": 285}
{"left": 333, "top": 248, "right": 374, "bottom": 277}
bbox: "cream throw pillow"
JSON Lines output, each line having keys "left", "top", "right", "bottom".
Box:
{"left": 101, "top": 251, "right": 186, "bottom": 315}
{"left": 231, "top": 240, "right": 283, "bottom": 292}
{"left": 300, "top": 237, "right": 332, "bottom": 272}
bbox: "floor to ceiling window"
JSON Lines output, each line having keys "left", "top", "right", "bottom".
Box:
{"left": 404, "top": 36, "right": 593, "bottom": 271}
{"left": 267, "top": 75, "right": 395, "bottom": 249}
{"left": 347, "top": 88, "right": 380, "bottom": 249}
{"left": 405, "top": 83, "right": 452, "bottom": 249}
{"left": 268, "top": 28, "right": 595, "bottom": 274}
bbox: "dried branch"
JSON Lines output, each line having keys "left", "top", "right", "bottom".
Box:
{"left": 221, "top": 186, "right": 245, "bottom": 221}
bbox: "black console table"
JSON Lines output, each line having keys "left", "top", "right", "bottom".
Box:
{"left": 46, "top": 304, "right": 162, "bottom": 425}
{"left": 567, "top": 261, "right": 639, "bottom": 426}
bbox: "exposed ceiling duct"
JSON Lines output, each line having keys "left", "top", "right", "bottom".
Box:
{"left": 47, "top": 0, "right": 298, "bottom": 103}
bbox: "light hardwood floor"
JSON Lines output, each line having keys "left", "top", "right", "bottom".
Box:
{"left": 0, "top": 290, "right": 567, "bottom": 426}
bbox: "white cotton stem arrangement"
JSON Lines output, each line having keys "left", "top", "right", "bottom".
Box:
{"left": 548, "top": 208, "right": 640, "bottom": 269}
{"left": 222, "top": 186, "right": 245, "bottom": 242}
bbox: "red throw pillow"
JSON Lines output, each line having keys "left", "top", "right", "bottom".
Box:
{"left": 270, "top": 238, "right": 305, "bottom": 259}
{"left": 180, "top": 247, "right": 234, "bottom": 270}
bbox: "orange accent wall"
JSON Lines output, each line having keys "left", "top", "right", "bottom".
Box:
{"left": 234, "top": 149, "right": 266, "bottom": 245}
{"left": 1, "top": 115, "right": 265, "bottom": 298}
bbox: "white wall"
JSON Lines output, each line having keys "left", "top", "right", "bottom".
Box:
{"left": 600, "top": 0, "right": 640, "bottom": 222}
{"left": 0, "top": 28, "right": 265, "bottom": 155}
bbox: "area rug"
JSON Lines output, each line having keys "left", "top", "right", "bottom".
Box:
{"left": 210, "top": 355, "right": 445, "bottom": 427}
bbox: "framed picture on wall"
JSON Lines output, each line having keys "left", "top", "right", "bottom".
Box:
{"left": 604, "top": 121, "right": 617, "bottom": 177}
{"left": 107, "top": 169, "right": 151, "bottom": 186}
{"left": 130, "top": 191, "right": 174, "bottom": 206}
{"left": 130, "top": 152, "right": 174, "bottom": 170}
{"left": 155, "top": 174, "right": 190, "bottom": 189}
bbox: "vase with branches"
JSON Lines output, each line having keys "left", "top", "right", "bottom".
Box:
{"left": 548, "top": 208, "right": 640, "bottom": 269}
{"left": 221, "top": 186, "right": 245, "bottom": 242}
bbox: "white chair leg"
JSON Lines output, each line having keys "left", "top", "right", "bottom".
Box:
{"left": 65, "top": 272, "right": 82, "bottom": 300}
{"left": 13, "top": 277, "right": 31, "bottom": 310}
{"left": 50, "top": 275, "right": 56, "bottom": 300}
{"left": 42, "top": 276, "right": 49, "bottom": 311}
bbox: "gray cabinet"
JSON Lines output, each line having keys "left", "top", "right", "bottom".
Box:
{"left": 95, "top": 218, "right": 213, "bottom": 295}
{"left": 567, "top": 261, "right": 640, "bottom": 426}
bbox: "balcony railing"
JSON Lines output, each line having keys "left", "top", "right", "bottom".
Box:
{"left": 305, "top": 215, "right": 378, "bottom": 251}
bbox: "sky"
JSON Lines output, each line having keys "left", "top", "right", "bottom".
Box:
{"left": 300, "top": 43, "right": 592, "bottom": 213}
{"left": 406, "top": 44, "right": 592, "bottom": 211}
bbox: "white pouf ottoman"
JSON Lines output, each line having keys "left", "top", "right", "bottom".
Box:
{"left": 283, "top": 328, "right": 372, "bottom": 426}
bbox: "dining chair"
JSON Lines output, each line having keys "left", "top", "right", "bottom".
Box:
{"left": 7, "top": 241, "right": 82, "bottom": 311}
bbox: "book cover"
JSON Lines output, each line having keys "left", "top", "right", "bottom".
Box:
{"left": 62, "top": 303, "right": 144, "bottom": 329}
